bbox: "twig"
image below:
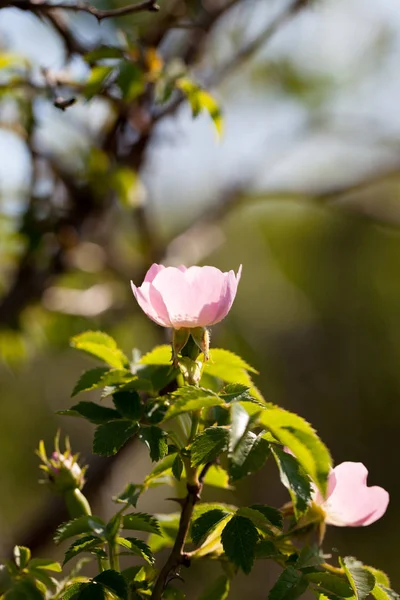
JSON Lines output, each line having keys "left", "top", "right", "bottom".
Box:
{"left": 1, "top": 0, "right": 159, "bottom": 20}
{"left": 150, "top": 463, "right": 212, "bottom": 600}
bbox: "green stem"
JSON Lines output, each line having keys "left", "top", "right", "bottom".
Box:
{"left": 188, "top": 410, "right": 200, "bottom": 444}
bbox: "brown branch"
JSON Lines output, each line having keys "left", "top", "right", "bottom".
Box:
{"left": 150, "top": 463, "right": 212, "bottom": 600}
{"left": 1, "top": 0, "right": 159, "bottom": 20}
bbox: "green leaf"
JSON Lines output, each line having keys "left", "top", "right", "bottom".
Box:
{"left": 63, "top": 536, "right": 103, "bottom": 565}
{"left": 122, "top": 513, "right": 161, "bottom": 536}
{"left": 93, "top": 570, "right": 127, "bottom": 600}
{"left": 236, "top": 507, "right": 274, "bottom": 535}
{"left": 295, "top": 545, "right": 324, "bottom": 570}
{"left": 259, "top": 408, "right": 331, "bottom": 495}
{"left": 203, "top": 349, "right": 263, "bottom": 402}
{"left": 28, "top": 559, "right": 62, "bottom": 572}
{"left": 163, "top": 387, "right": 224, "bottom": 421}
{"left": 55, "top": 516, "right": 106, "bottom": 544}
{"left": 271, "top": 446, "right": 312, "bottom": 516}
{"left": 148, "top": 513, "right": 180, "bottom": 553}
{"left": 340, "top": 557, "right": 375, "bottom": 600}
{"left": 219, "top": 383, "right": 254, "bottom": 403}
{"left": 203, "top": 465, "right": 231, "bottom": 489}
{"left": 145, "top": 453, "right": 176, "bottom": 484}
{"left": 106, "top": 512, "right": 122, "bottom": 541}
{"left": 191, "top": 509, "right": 232, "bottom": 546}
{"left": 247, "top": 504, "right": 283, "bottom": 529}
{"left": 4, "top": 580, "right": 43, "bottom": 600}
{"left": 116, "top": 537, "right": 154, "bottom": 564}
{"left": 177, "top": 78, "right": 223, "bottom": 137}
{"left": 93, "top": 420, "right": 138, "bottom": 456}
{"left": 254, "top": 540, "right": 283, "bottom": 559}
{"left": 71, "top": 331, "right": 128, "bottom": 370}
{"left": 84, "top": 46, "right": 124, "bottom": 64}
{"left": 229, "top": 403, "right": 250, "bottom": 451}
{"left": 268, "top": 567, "right": 308, "bottom": 600}
{"left": 76, "top": 583, "right": 106, "bottom": 599}
{"left": 164, "top": 585, "right": 186, "bottom": 600}
{"left": 191, "top": 427, "right": 229, "bottom": 467}
{"left": 117, "top": 61, "right": 145, "bottom": 101}
{"left": 113, "top": 483, "right": 143, "bottom": 507}
{"left": 61, "top": 582, "right": 84, "bottom": 600}
{"left": 139, "top": 426, "right": 168, "bottom": 462}
{"left": 60, "top": 402, "right": 120, "bottom": 424}
{"left": 84, "top": 65, "right": 114, "bottom": 100}
{"left": 71, "top": 367, "right": 110, "bottom": 396}
{"left": 307, "top": 573, "right": 353, "bottom": 597}
{"left": 112, "top": 390, "right": 143, "bottom": 421}
{"left": 371, "top": 585, "right": 400, "bottom": 600}
{"left": 172, "top": 455, "right": 183, "bottom": 481}
{"left": 140, "top": 346, "right": 171, "bottom": 365}
{"left": 13, "top": 546, "right": 30, "bottom": 569}
{"left": 229, "top": 431, "right": 270, "bottom": 482}
{"left": 221, "top": 516, "right": 259, "bottom": 574}
{"left": 197, "top": 576, "right": 230, "bottom": 600}
{"left": 366, "top": 569, "right": 390, "bottom": 588}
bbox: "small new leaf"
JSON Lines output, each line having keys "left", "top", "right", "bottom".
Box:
{"left": 55, "top": 516, "right": 106, "bottom": 544}
{"left": 116, "top": 537, "right": 154, "bottom": 564}
{"left": 63, "top": 535, "right": 104, "bottom": 565}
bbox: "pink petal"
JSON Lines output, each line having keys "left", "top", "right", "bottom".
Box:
{"left": 130, "top": 281, "right": 170, "bottom": 327}
{"left": 210, "top": 265, "right": 242, "bottom": 325}
{"left": 320, "top": 462, "right": 389, "bottom": 527}
{"left": 144, "top": 264, "right": 165, "bottom": 283}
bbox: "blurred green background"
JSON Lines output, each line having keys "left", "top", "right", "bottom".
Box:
{"left": 1, "top": 0, "right": 400, "bottom": 596}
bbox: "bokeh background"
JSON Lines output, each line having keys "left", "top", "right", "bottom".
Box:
{"left": 1, "top": 0, "right": 400, "bottom": 596}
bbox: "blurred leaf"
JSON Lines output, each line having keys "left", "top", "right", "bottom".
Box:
{"left": 272, "top": 447, "right": 312, "bottom": 517}
{"left": 191, "top": 427, "right": 229, "bottom": 466}
{"left": 145, "top": 453, "right": 176, "bottom": 483}
{"left": 116, "top": 537, "right": 154, "bottom": 564}
{"left": 13, "top": 546, "right": 30, "bottom": 569}
{"left": 228, "top": 431, "right": 270, "bottom": 482}
{"left": 93, "top": 420, "right": 138, "bottom": 456}
{"left": 139, "top": 426, "right": 168, "bottom": 462}
{"left": 59, "top": 402, "right": 120, "bottom": 424}
{"left": 221, "top": 515, "right": 258, "bottom": 574}
{"left": 55, "top": 516, "right": 106, "bottom": 544}
{"left": 197, "top": 576, "right": 230, "bottom": 600}
{"left": 260, "top": 409, "right": 331, "bottom": 495}
{"left": 112, "top": 390, "right": 143, "bottom": 421}
{"left": 93, "top": 570, "right": 127, "bottom": 599}
{"left": 113, "top": 483, "right": 143, "bottom": 507}
{"left": 295, "top": 546, "right": 324, "bottom": 570}
{"left": 84, "top": 65, "right": 114, "bottom": 100}
{"left": 307, "top": 572, "right": 354, "bottom": 597}
{"left": 111, "top": 167, "right": 141, "bottom": 208}
{"left": 76, "top": 583, "right": 105, "bottom": 599}
{"left": 191, "top": 509, "right": 232, "bottom": 547}
{"left": 71, "top": 331, "right": 128, "bottom": 369}
{"left": 268, "top": 567, "right": 308, "bottom": 600}
{"left": 140, "top": 345, "right": 171, "bottom": 365}
{"left": 84, "top": 46, "right": 124, "bottom": 64}
{"left": 4, "top": 580, "right": 43, "bottom": 600}
{"left": 117, "top": 62, "right": 145, "bottom": 101}
{"left": 122, "top": 513, "right": 161, "bottom": 536}
{"left": 203, "top": 465, "right": 231, "bottom": 489}
{"left": 60, "top": 582, "right": 84, "bottom": 600}
{"left": 340, "top": 557, "right": 375, "bottom": 600}
{"left": 177, "top": 78, "right": 223, "bottom": 137}
{"left": 28, "top": 559, "right": 61, "bottom": 572}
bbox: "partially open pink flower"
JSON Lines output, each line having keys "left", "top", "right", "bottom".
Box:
{"left": 313, "top": 462, "right": 389, "bottom": 527}
{"left": 131, "top": 264, "right": 242, "bottom": 329}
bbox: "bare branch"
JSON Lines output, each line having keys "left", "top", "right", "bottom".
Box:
{"left": 0, "top": 0, "right": 159, "bottom": 20}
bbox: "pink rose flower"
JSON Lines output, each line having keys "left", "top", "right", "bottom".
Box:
{"left": 131, "top": 264, "right": 242, "bottom": 329}
{"left": 313, "top": 461, "right": 389, "bottom": 527}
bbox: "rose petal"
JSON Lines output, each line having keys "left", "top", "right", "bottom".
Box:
{"left": 130, "top": 281, "right": 170, "bottom": 327}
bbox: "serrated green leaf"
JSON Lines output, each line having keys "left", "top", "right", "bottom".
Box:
{"left": 172, "top": 454, "right": 183, "bottom": 481}
{"left": 163, "top": 387, "right": 224, "bottom": 421}
{"left": 140, "top": 346, "right": 171, "bottom": 365}
{"left": 191, "top": 509, "right": 231, "bottom": 547}
{"left": 236, "top": 507, "right": 274, "bottom": 535}
{"left": 139, "top": 426, "right": 168, "bottom": 462}
{"left": 60, "top": 402, "right": 120, "bottom": 424}
{"left": 366, "top": 568, "right": 390, "bottom": 588}
{"left": 93, "top": 570, "right": 127, "bottom": 599}
{"left": 112, "top": 390, "right": 143, "bottom": 421}
{"left": 203, "top": 349, "right": 263, "bottom": 402}
{"left": 71, "top": 331, "right": 128, "bottom": 369}
{"left": 116, "top": 537, "right": 154, "bottom": 564}
{"left": 229, "top": 431, "right": 270, "bottom": 482}
{"left": 191, "top": 427, "right": 229, "bottom": 467}
{"left": 221, "top": 515, "right": 259, "bottom": 574}
{"left": 260, "top": 409, "right": 331, "bottom": 495}
{"left": 55, "top": 516, "right": 106, "bottom": 544}
{"left": 59, "top": 582, "right": 84, "bottom": 600}
{"left": 71, "top": 367, "right": 110, "bottom": 396}
{"left": 272, "top": 446, "right": 312, "bottom": 516}
{"left": 77, "top": 582, "right": 106, "bottom": 599}
{"left": 268, "top": 567, "right": 308, "bottom": 600}
{"left": 28, "top": 558, "right": 62, "bottom": 572}
{"left": 203, "top": 465, "right": 231, "bottom": 489}
{"left": 13, "top": 546, "right": 30, "bottom": 569}
{"left": 219, "top": 383, "right": 254, "bottom": 403}
{"left": 248, "top": 504, "right": 283, "bottom": 529}
{"left": 340, "top": 557, "right": 375, "bottom": 600}
{"left": 295, "top": 545, "right": 324, "bottom": 570}
{"left": 255, "top": 540, "right": 283, "bottom": 559}
{"left": 122, "top": 513, "right": 161, "bottom": 536}
{"left": 307, "top": 573, "right": 354, "bottom": 597}
{"left": 93, "top": 420, "right": 138, "bottom": 456}
{"left": 63, "top": 536, "right": 103, "bottom": 565}
{"left": 197, "top": 575, "right": 230, "bottom": 600}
